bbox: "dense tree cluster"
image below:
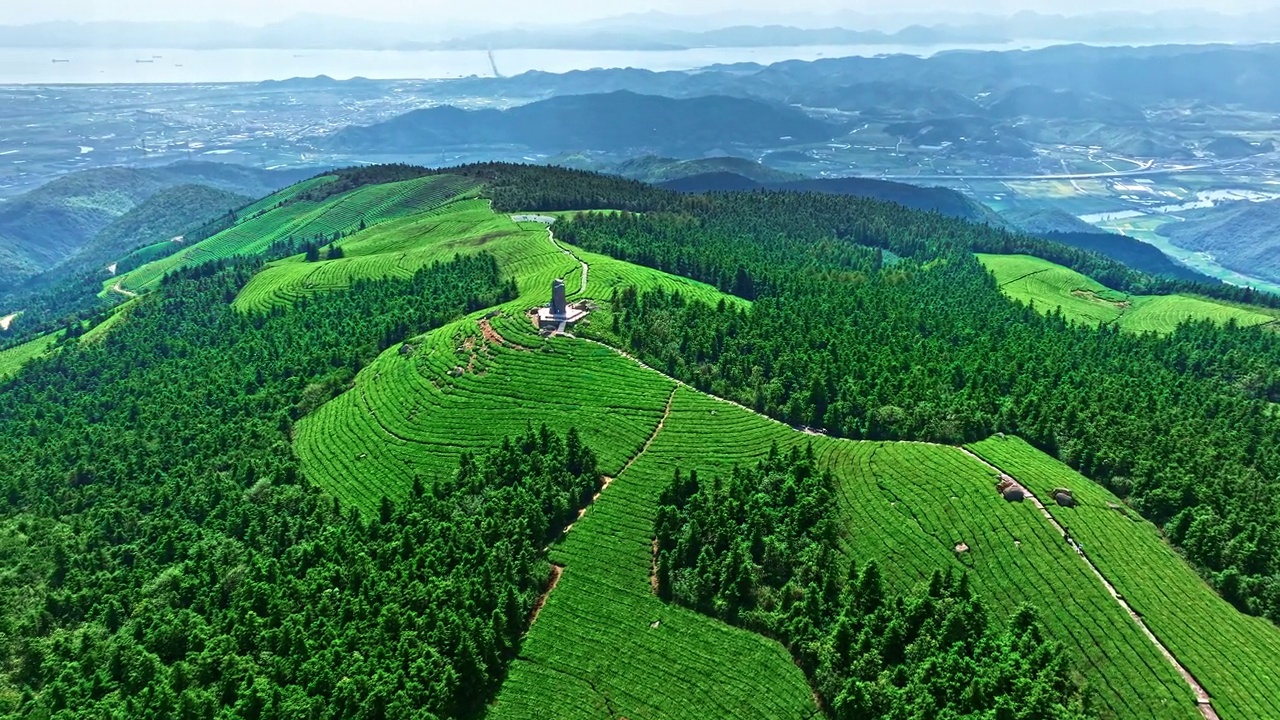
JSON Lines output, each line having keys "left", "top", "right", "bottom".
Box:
{"left": 447, "top": 162, "right": 676, "bottom": 213}
{"left": 566, "top": 196, "right": 1280, "bottom": 623}
{"left": 656, "top": 444, "right": 1090, "bottom": 720}
{"left": 0, "top": 255, "right": 592, "bottom": 719}
{"left": 296, "top": 164, "right": 437, "bottom": 204}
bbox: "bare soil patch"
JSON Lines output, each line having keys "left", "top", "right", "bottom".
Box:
{"left": 528, "top": 564, "right": 564, "bottom": 626}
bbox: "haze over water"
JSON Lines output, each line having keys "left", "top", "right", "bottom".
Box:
{"left": 2, "top": 41, "right": 1061, "bottom": 84}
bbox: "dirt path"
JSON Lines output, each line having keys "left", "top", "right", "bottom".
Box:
{"left": 996, "top": 267, "right": 1051, "bottom": 288}
{"left": 548, "top": 227, "right": 588, "bottom": 294}
{"left": 478, "top": 317, "right": 530, "bottom": 351}
{"left": 532, "top": 386, "right": 677, "bottom": 620}
{"left": 527, "top": 564, "right": 564, "bottom": 626}
{"left": 651, "top": 538, "right": 660, "bottom": 594}
{"left": 110, "top": 282, "right": 138, "bottom": 298}
{"left": 0, "top": 312, "right": 18, "bottom": 331}
{"left": 959, "top": 448, "right": 1219, "bottom": 720}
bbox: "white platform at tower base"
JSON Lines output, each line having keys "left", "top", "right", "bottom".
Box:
{"left": 535, "top": 305, "right": 589, "bottom": 328}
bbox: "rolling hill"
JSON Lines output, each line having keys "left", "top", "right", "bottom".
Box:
{"left": 1160, "top": 199, "right": 1280, "bottom": 283}
{"left": 58, "top": 184, "right": 249, "bottom": 280}
{"left": 979, "top": 253, "right": 1273, "bottom": 332}
{"left": 6, "top": 164, "right": 1280, "bottom": 720}
{"left": 0, "top": 162, "right": 308, "bottom": 288}
{"left": 794, "top": 80, "right": 982, "bottom": 118}
{"left": 986, "top": 85, "right": 1147, "bottom": 124}
{"left": 323, "top": 91, "right": 839, "bottom": 156}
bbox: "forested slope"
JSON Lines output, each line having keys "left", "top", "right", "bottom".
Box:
{"left": 0, "top": 255, "right": 548, "bottom": 718}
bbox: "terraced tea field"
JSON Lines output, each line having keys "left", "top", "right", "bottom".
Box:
{"left": 297, "top": 313, "right": 676, "bottom": 511}
{"left": 588, "top": 388, "right": 1198, "bottom": 720}
{"left": 492, "top": 385, "right": 816, "bottom": 720}
{"left": 308, "top": 303, "right": 1215, "bottom": 719}
{"left": 0, "top": 332, "right": 58, "bottom": 379}
{"left": 116, "top": 174, "right": 478, "bottom": 293}
{"left": 979, "top": 254, "right": 1275, "bottom": 333}
{"left": 237, "top": 203, "right": 735, "bottom": 313}
{"left": 969, "top": 436, "right": 1280, "bottom": 720}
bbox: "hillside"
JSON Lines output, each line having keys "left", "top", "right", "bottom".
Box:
{"left": 62, "top": 184, "right": 249, "bottom": 279}
{"left": 324, "top": 91, "right": 839, "bottom": 156}
{"left": 1040, "top": 231, "right": 1217, "bottom": 283}
{"left": 6, "top": 164, "right": 1280, "bottom": 720}
{"left": 113, "top": 170, "right": 480, "bottom": 294}
{"left": 986, "top": 85, "right": 1147, "bottom": 124}
{"left": 661, "top": 171, "right": 1001, "bottom": 223}
{"left": 0, "top": 162, "right": 307, "bottom": 287}
{"left": 1161, "top": 199, "right": 1280, "bottom": 283}
{"left": 979, "top": 253, "right": 1273, "bottom": 332}
{"left": 794, "top": 81, "right": 982, "bottom": 118}
{"left": 611, "top": 155, "right": 804, "bottom": 183}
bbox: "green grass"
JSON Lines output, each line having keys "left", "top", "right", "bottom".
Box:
{"left": 968, "top": 436, "right": 1280, "bottom": 720}
{"left": 0, "top": 333, "right": 58, "bottom": 379}
{"left": 115, "top": 174, "right": 479, "bottom": 294}
{"left": 979, "top": 254, "right": 1275, "bottom": 333}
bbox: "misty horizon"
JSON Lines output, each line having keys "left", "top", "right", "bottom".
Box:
{"left": 4, "top": 2, "right": 1280, "bottom": 29}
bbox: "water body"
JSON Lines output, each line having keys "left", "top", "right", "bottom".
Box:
{"left": 2, "top": 41, "right": 1064, "bottom": 84}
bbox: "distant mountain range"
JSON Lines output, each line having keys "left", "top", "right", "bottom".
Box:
{"left": 549, "top": 154, "right": 804, "bottom": 184}
{"left": 6, "top": 10, "right": 1280, "bottom": 51}
{"left": 414, "top": 24, "right": 1012, "bottom": 52}
{"left": 323, "top": 91, "right": 839, "bottom": 156}
{"left": 446, "top": 43, "right": 1280, "bottom": 114}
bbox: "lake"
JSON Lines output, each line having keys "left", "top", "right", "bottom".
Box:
{"left": 1, "top": 41, "right": 1060, "bottom": 84}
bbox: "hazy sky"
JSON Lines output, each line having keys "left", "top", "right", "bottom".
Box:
{"left": 2, "top": 0, "right": 1278, "bottom": 25}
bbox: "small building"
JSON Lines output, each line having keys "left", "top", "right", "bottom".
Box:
{"left": 535, "top": 278, "right": 589, "bottom": 331}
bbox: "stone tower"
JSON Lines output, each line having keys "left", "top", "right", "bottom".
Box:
{"left": 551, "top": 278, "right": 567, "bottom": 315}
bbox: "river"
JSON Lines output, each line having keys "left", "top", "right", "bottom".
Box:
{"left": 3, "top": 40, "right": 1065, "bottom": 84}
